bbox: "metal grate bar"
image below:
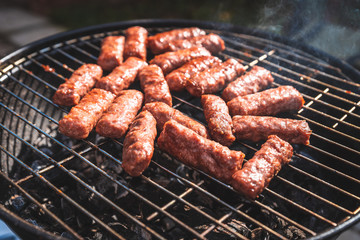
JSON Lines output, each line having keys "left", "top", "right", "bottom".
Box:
{"left": 0, "top": 129, "right": 126, "bottom": 240}
{"left": 0, "top": 103, "right": 170, "bottom": 240}
{"left": 0, "top": 171, "right": 83, "bottom": 240}
{"left": 221, "top": 35, "right": 360, "bottom": 88}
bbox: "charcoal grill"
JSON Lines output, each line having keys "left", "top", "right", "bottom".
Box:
{"left": 0, "top": 19, "right": 359, "bottom": 240}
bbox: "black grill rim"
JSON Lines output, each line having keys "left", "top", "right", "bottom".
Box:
{"left": 0, "top": 18, "right": 359, "bottom": 240}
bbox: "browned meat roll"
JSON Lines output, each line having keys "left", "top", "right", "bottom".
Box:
{"left": 122, "top": 110, "right": 157, "bottom": 177}
{"left": 186, "top": 58, "right": 245, "bottom": 97}
{"left": 227, "top": 85, "right": 305, "bottom": 116}
{"left": 53, "top": 64, "right": 102, "bottom": 106}
{"left": 201, "top": 94, "right": 235, "bottom": 146}
{"left": 149, "top": 46, "right": 211, "bottom": 75}
{"left": 165, "top": 33, "right": 225, "bottom": 54}
{"left": 96, "top": 90, "right": 143, "bottom": 138}
{"left": 165, "top": 56, "right": 222, "bottom": 92}
{"left": 232, "top": 115, "right": 311, "bottom": 145}
{"left": 58, "top": 88, "right": 115, "bottom": 139}
{"left": 147, "top": 27, "right": 206, "bottom": 54}
{"left": 157, "top": 120, "right": 244, "bottom": 183}
{"left": 143, "top": 102, "right": 209, "bottom": 139}
{"left": 222, "top": 66, "right": 274, "bottom": 102}
{"left": 97, "top": 36, "right": 125, "bottom": 71}
{"left": 138, "top": 64, "right": 172, "bottom": 106}
{"left": 124, "top": 26, "right": 148, "bottom": 61}
{"left": 231, "top": 135, "right": 293, "bottom": 199}
{"left": 95, "top": 57, "right": 148, "bottom": 96}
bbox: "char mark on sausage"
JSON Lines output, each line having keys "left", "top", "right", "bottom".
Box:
{"left": 138, "top": 64, "right": 172, "bottom": 106}
{"left": 122, "top": 110, "right": 157, "bottom": 177}
{"left": 227, "top": 85, "right": 304, "bottom": 116}
{"left": 201, "top": 94, "right": 235, "bottom": 146}
{"left": 96, "top": 90, "right": 144, "bottom": 138}
{"left": 124, "top": 26, "right": 148, "bottom": 61}
{"left": 96, "top": 57, "right": 148, "bottom": 96}
{"left": 97, "top": 36, "right": 125, "bottom": 71}
{"left": 222, "top": 66, "right": 274, "bottom": 102}
{"left": 58, "top": 88, "right": 115, "bottom": 139}
{"left": 143, "top": 102, "right": 209, "bottom": 139}
{"left": 233, "top": 115, "right": 311, "bottom": 145}
{"left": 53, "top": 64, "right": 102, "bottom": 106}
{"left": 147, "top": 27, "right": 206, "bottom": 54}
{"left": 157, "top": 120, "right": 244, "bottom": 183}
{"left": 165, "top": 56, "right": 221, "bottom": 92}
{"left": 149, "top": 47, "right": 211, "bottom": 75}
{"left": 186, "top": 58, "right": 245, "bottom": 97}
{"left": 231, "top": 135, "right": 293, "bottom": 199}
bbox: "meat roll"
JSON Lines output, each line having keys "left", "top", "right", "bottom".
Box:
{"left": 138, "top": 64, "right": 172, "bottom": 106}
{"left": 232, "top": 116, "right": 311, "bottom": 145}
{"left": 165, "top": 56, "right": 221, "bottom": 92}
{"left": 147, "top": 27, "right": 206, "bottom": 54}
{"left": 124, "top": 26, "right": 148, "bottom": 61}
{"left": 122, "top": 110, "right": 157, "bottom": 177}
{"left": 53, "top": 64, "right": 102, "bottom": 106}
{"left": 58, "top": 88, "right": 115, "bottom": 139}
{"left": 157, "top": 120, "right": 244, "bottom": 183}
{"left": 186, "top": 58, "right": 245, "bottom": 97}
{"left": 222, "top": 66, "right": 274, "bottom": 102}
{"left": 201, "top": 94, "right": 235, "bottom": 146}
{"left": 149, "top": 46, "right": 211, "bottom": 75}
{"left": 95, "top": 57, "right": 148, "bottom": 96}
{"left": 97, "top": 36, "right": 125, "bottom": 71}
{"left": 231, "top": 135, "right": 293, "bottom": 199}
{"left": 165, "top": 33, "right": 225, "bottom": 54}
{"left": 96, "top": 90, "right": 144, "bottom": 138}
{"left": 227, "top": 85, "right": 305, "bottom": 116}
{"left": 144, "top": 102, "right": 209, "bottom": 139}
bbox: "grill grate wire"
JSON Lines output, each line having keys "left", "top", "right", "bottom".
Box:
{"left": 0, "top": 22, "right": 360, "bottom": 239}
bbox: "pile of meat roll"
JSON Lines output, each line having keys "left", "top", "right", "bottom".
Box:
{"left": 53, "top": 26, "right": 312, "bottom": 200}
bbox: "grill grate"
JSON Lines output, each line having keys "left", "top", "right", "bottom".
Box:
{"left": 0, "top": 20, "right": 359, "bottom": 240}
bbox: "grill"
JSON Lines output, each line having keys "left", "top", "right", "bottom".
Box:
{"left": 0, "top": 19, "right": 360, "bottom": 240}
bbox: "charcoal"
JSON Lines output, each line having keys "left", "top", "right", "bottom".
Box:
{"left": 61, "top": 198, "right": 75, "bottom": 222}
{"left": 30, "top": 160, "right": 46, "bottom": 172}
{"left": 9, "top": 194, "right": 26, "bottom": 212}
{"left": 227, "top": 219, "right": 251, "bottom": 237}
{"left": 161, "top": 217, "right": 175, "bottom": 231}
{"left": 61, "top": 231, "right": 75, "bottom": 239}
{"left": 287, "top": 226, "right": 306, "bottom": 239}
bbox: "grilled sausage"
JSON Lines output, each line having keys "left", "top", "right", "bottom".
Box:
{"left": 157, "top": 120, "right": 244, "bottom": 183}
{"left": 165, "top": 33, "right": 225, "bottom": 54}
{"left": 232, "top": 116, "right": 311, "bottom": 145}
{"left": 143, "top": 102, "right": 209, "bottom": 138}
{"left": 138, "top": 64, "right": 172, "bottom": 106}
{"left": 222, "top": 66, "right": 274, "bottom": 102}
{"left": 165, "top": 56, "right": 222, "bottom": 92}
{"left": 96, "top": 90, "right": 143, "bottom": 138}
{"left": 149, "top": 46, "right": 211, "bottom": 75}
{"left": 186, "top": 58, "right": 245, "bottom": 97}
{"left": 147, "top": 27, "right": 206, "bottom": 54}
{"left": 201, "top": 94, "right": 235, "bottom": 146}
{"left": 58, "top": 88, "right": 115, "bottom": 139}
{"left": 122, "top": 110, "right": 157, "bottom": 177}
{"left": 53, "top": 64, "right": 102, "bottom": 106}
{"left": 231, "top": 135, "right": 293, "bottom": 199}
{"left": 124, "top": 26, "right": 148, "bottom": 61}
{"left": 95, "top": 57, "right": 148, "bottom": 96}
{"left": 97, "top": 36, "right": 125, "bottom": 71}
{"left": 227, "top": 86, "right": 305, "bottom": 116}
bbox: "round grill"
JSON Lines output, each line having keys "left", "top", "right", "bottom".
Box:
{"left": 0, "top": 19, "right": 359, "bottom": 240}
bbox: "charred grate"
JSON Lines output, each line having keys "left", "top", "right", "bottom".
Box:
{"left": 0, "top": 20, "right": 360, "bottom": 240}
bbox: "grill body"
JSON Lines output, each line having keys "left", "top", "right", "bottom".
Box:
{"left": 0, "top": 19, "right": 360, "bottom": 240}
